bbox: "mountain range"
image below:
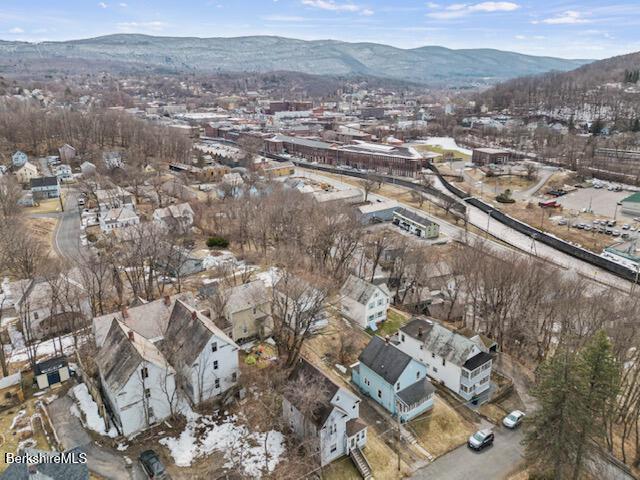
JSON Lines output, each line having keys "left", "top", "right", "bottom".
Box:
{"left": 0, "top": 34, "right": 591, "bottom": 86}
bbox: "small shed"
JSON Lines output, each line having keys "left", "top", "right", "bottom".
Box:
{"left": 34, "top": 356, "right": 70, "bottom": 389}
{"left": 0, "top": 372, "right": 24, "bottom": 408}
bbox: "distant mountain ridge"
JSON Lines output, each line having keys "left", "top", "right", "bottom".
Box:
{"left": 0, "top": 34, "right": 591, "bottom": 86}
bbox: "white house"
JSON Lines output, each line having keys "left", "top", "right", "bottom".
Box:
{"left": 152, "top": 202, "right": 195, "bottom": 234}
{"left": 340, "top": 275, "right": 391, "bottom": 331}
{"left": 395, "top": 318, "right": 493, "bottom": 402}
{"left": 80, "top": 161, "right": 97, "bottom": 176}
{"left": 95, "top": 297, "right": 240, "bottom": 436}
{"left": 14, "top": 161, "right": 38, "bottom": 185}
{"left": 58, "top": 144, "right": 76, "bottom": 162}
{"left": 55, "top": 164, "right": 73, "bottom": 180}
{"left": 97, "top": 319, "right": 177, "bottom": 437}
{"left": 283, "top": 358, "right": 368, "bottom": 468}
{"left": 159, "top": 300, "right": 239, "bottom": 405}
{"left": 99, "top": 205, "right": 140, "bottom": 232}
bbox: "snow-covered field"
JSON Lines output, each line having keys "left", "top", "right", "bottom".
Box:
{"left": 410, "top": 137, "right": 473, "bottom": 156}
{"left": 160, "top": 411, "right": 285, "bottom": 478}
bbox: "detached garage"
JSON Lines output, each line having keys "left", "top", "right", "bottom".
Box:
{"left": 35, "top": 356, "right": 70, "bottom": 389}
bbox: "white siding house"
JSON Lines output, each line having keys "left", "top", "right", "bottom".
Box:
{"left": 395, "top": 318, "right": 493, "bottom": 402}
{"left": 97, "top": 320, "right": 177, "bottom": 437}
{"left": 283, "top": 358, "right": 367, "bottom": 467}
{"left": 340, "top": 275, "right": 390, "bottom": 330}
{"left": 95, "top": 298, "right": 240, "bottom": 437}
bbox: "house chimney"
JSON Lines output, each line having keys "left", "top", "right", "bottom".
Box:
{"left": 418, "top": 327, "right": 423, "bottom": 338}
{"left": 128, "top": 330, "right": 134, "bottom": 341}
{"left": 163, "top": 295, "right": 171, "bottom": 306}
{"left": 122, "top": 306, "right": 129, "bottom": 319}
{"left": 191, "top": 310, "right": 198, "bottom": 320}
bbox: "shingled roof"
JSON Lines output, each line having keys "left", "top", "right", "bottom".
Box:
{"left": 286, "top": 358, "right": 341, "bottom": 428}
{"left": 358, "top": 336, "right": 412, "bottom": 384}
{"left": 340, "top": 274, "right": 389, "bottom": 306}
{"left": 96, "top": 319, "right": 172, "bottom": 394}
{"left": 400, "top": 318, "right": 483, "bottom": 368}
{"left": 159, "top": 300, "right": 236, "bottom": 368}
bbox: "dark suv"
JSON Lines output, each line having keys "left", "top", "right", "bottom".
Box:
{"left": 139, "top": 450, "right": 170, "bottom": 479}
{"left": 467, "top": 429, "right": 495, "bottom": 451}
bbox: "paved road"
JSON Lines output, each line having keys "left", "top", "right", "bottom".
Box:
{"left": 52, "top": 188, "right": 85, "bottom": 262}
{"left": 411, "top": 427, "right": 525, "bottom": 480}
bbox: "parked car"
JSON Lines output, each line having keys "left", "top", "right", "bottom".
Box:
{"left": 468, "top": 429, "right": 494, "bottom": 451}
{"left": 139, "top": 450, "right": 169, "bottom": 479}
{"left": 503, "top": 410, "right": 525, "bottom": 429}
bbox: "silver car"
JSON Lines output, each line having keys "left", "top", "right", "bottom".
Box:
{"left": 502, "top": 410, "right": 525, "bottom": 429}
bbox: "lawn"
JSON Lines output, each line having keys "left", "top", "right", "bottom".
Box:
{"left": 26, "top": 194, "right": 65, "bottom": 214}
{"left": 366, "top": 308, "right": 409, "bottom": 337}
{"left": 406, "top": 395, "right": 476, "bottom": 458}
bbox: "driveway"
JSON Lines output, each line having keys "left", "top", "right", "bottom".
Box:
{"left": 48, "top": 393, "right": 140, "bottom": 480}
{"left": 410, "top": 427, "right": 524, "bottom": 480}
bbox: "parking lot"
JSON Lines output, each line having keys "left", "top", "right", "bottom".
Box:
{"left": 556, "top": 186, "right": 633, "bottom": 220}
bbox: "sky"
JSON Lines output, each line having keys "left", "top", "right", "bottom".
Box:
{"left": 1, "top": 0, "right": 639, "bottom": 59}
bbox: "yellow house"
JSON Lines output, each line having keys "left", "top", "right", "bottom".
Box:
{"left": 222, "top": 280, "right": 272, "bottom": 344}
{"left": 14, "top": 161, "right": 39, "bottom": 185}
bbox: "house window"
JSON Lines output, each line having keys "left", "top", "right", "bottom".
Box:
{"left": 231, "top": 372, "right": 237, "bottom": 382}
{"left": 377, "top": 299, "right": 383, "bottom": 306}
{"left": 141, "top": 367, "right": 149, "bottom": 379}
{"left": 480, "top": 376, "right": 489, "bottom": 385}
{"left": 433, "top": 367, "right": 438, "bottom": 373}
{"left": 400, "top": 334, "right": 405, "bottom": 342}
{"left": 144, "top": 388, "right": 151, "bottom": 398}
{"left": 396, "top": 383, "right": 400, "bottom": 391}
{"left": 215, "top": 378, "right": 220, "bottom": 389}
{"left": 431, "top": 353, "right": 435, "bottom": 359}
{"left": 148, "top": 406, "right": 154, "bottom": 418}
{"left": 213, "top": 360, "right": 219, "bottom": 370}
{"left": 330, "top": 444, "right": 337, "bottom": 453}
{"left": 368, "top": 303, "right": 374, "bottom": 309}
{"left": 368, "top": 314, "right": 374, "bottom": 321}
{"left": 212, "top": 342, "right": 218, "bottom": 352}
{"left": 442, "top": 358, "right": 446, "bottom": 367}
{"left": 377, "top": 390, "right": 382, "bottom": 399}
{"left": 416, "top": 371, "right": 420, "bottom": 380}
{"left": 33, "top": 312, "right": 39, "bottom": 320}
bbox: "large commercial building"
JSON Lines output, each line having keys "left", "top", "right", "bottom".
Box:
{"left": 264, "top": 134, "right": 427, "bottom": 178}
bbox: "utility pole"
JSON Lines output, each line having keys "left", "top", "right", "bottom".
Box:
{"left": 485, "top": 211, "right": 492, "bottom": 238}
{"left": 396, "top": 400, "right": 402, "bottom": 474}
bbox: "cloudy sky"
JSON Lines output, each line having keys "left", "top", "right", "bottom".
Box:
{"left": 1, "top": 0, "right": 639, "bottom": 59}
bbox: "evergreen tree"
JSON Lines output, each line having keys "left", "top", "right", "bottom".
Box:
{"left": 590, "top": 118, "right": 604, "bottom": 135}
{"left": 571, "top": 331, "right": 620, "bottom": 480}
{"left": 525, "top": 349, "right": 582, "bottom": 479}
{"left": 631, "top": 117, "right": 640, "bottom": 133}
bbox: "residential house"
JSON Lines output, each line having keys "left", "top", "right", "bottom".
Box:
{"left": 392, "top": 208, "right": 440, "bottom": 239}
{"left": 220, "top": 280, "right": 272, "bottom": 344}
{"left": 97, "top": 319, "right": 177, "bottom": 437}
{"left": 30, "top": 176, "right": 61, "bottom": 199}
{"left": 159, "top": 300, "right": 239, "bottom": 405}
{"left": 55, "top": 164, "right": 73, "bottom": 180}
{"left": 12, "top": 150, "right": 28, "bottom": 168}
{"left": 340, "top": 275, "right": 390, "bottom": 331}
{"left": 273, "top": 276, "right": 329, "bottom": 333}
{"left": 58, "top": 143, "right": 77, "bottom": 162}
{"left": 95, "top": 187, "right": 135, "bottom": 211}
{"left": 352, "top": 336, "right": 434, "bottom": 422}
{"left": 103, "top": 151, "right": 124, "bottom": 170}
{"left": 14, "top": 161, "right": 39, "bottom": 185}
{"left": 395, "top": 318, "right": 492, "bottom": 402}
{"left": 99, "top": 205, "right": 140, "bottom": 232}
{"left": 92, "top": 292, "right": 197, "bottom": 348}
{"left": 152, "top": 202, "right": 195, "bottom": 234}
{"left": 10, "top": 277, "right": 91, "bottom": 341}
{"left": 283, "top": 358, "right": 368, "bottom": 467}
{"left": 80, "top": 161, "right": 97, "bottom": 176}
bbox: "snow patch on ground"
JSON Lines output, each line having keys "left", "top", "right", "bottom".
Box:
{"left": 412, "top": 137, "right": 473, "bottom": 156}
{"left": 160, "top": 414, "right": 285, "bottom": 478}
{"left": 254, "top": 267, "right": 281, "bottom": 288}
{"left": 71, "top": 383, "right": 118, "bottom": 438}
{"left": 8, "top": 333, "right": 83, "bottom": 364}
